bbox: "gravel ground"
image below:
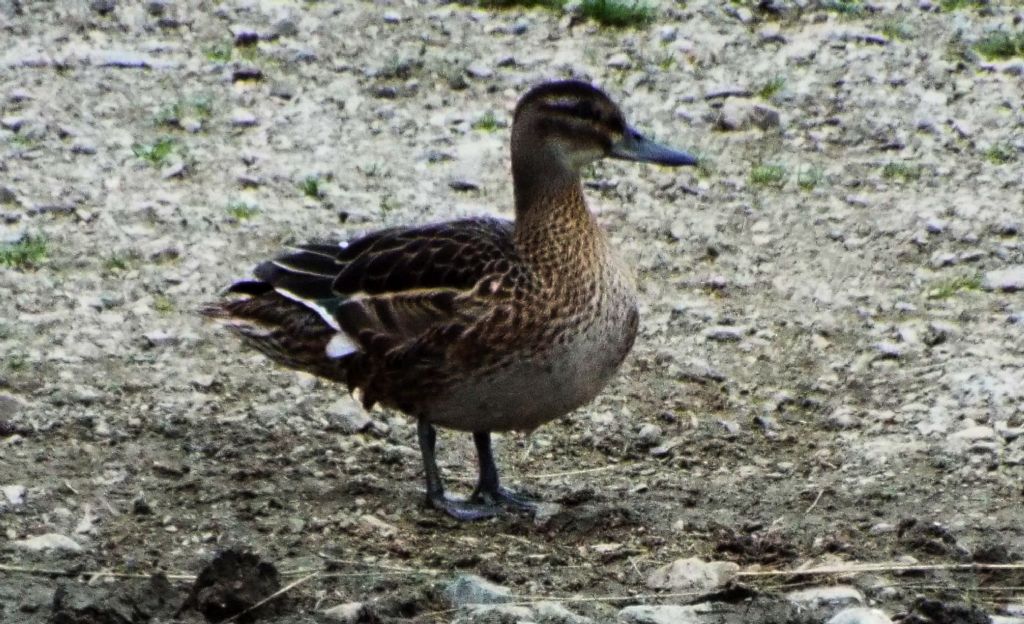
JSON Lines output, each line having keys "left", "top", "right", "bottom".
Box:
{"left": 1, "top": 1, "right": 1023, "bottom": 623}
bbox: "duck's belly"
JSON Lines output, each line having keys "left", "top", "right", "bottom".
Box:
{"left": 424, "top": 305, "right": 639, "bottom": 433}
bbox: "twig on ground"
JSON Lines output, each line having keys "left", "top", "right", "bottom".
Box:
{"left": 804, "top": 489, "right": 825, "bottom": 514}
{"left": 222, "top": 571, "right": 319, "bottom": 623}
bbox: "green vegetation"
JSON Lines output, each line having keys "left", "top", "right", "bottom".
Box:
{"left": 694, "top": 153, "right": 714, "bottom": 178}
{"left": 820, "top": 0, "right": 865, "bottom": 16}
{"left": 103, "top": 252, "right": 138, "bottom": 273}
{"left": 0, "top": 234, "right": 47, "bottom": 269}
{"left": 579, "top": 0, "right": 654, "bottom": 27}
{"left": 472, "top": 111, "right": 501, "bottom": 132}
{"left": 480, "top": 0, "right": 565, "bottom": 7}
{"left": 881, "top": 19, "right": 914, "bottom": 41}
{"left": 301, "top": 175, "right": 323, "bottom": 198}
{"left": 204, "top": 42, "right": 232, "bottom": 63}
{"left": 797, "top": 166, "right": 823, "bottom": 191}
{"left": 928, "top": 273, "right": 983, "bottom": 299}
{"left": 882, "top": 161, "right": 922, "bottom": 182}
{"left": 9, "top": 133, "right": 36, "bottom": 148}
{"left": 226, "top": 201, "right": 260, "bottom": 221}
{"left": 750, "top": 163, "right": 787, "bottom": 188}
{"left": 984, "top": 142, "right": 1017, "bottom": 165}
{"left": 3, "top": 352, "right": 28, "bottom": 372}
{"left": 939, "top": 0, "right": 987, "bottom": 10}
{"left": 154, "top": 94, "right": 215, "bottom": 127}
{"left": 132, "top": 137, "right": 177, "bottom": 167}
{"left": 153, "top": 295, "right": 175, "bottom": 314}
{"left": 236, "top": 42, "right": 260, "bottom": 61}
{"left": 756, "top": 76, "right": 785, "bottom": 100}
{"left": 972, "top": 30, "right": 1024, "bottom": 61}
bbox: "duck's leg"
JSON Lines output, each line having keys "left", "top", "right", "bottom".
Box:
{"left": 417, "top": 420, "right": 498, "bottom": 521}
{"left": 469, "top": 431, "right": 538, "bottom": 513}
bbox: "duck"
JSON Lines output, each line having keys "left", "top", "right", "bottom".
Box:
{"left": 203, "top": 80, "right": 697, "bottom": 520}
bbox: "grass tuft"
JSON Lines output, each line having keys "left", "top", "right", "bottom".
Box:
{"left": 153, "top": 295, "right": 175, "bottom": 314}
{"left": 226, "top": 201, "right": 260, "bottom": 221}
{"left": 472, "top": 111, "right": 501, "bottom": 132}
{"left": 0, "top": 234, "right": 47, "bottom": 269}
{"left": 881, "top": 19, "right": 914, "bottom": 41}
{"left": 103, "top": 252, "right": 139, "bottom": 273}
{"left": 132, "top": 137, "right": 177, "bottom": 167}
{"left": 972, "top": 30, "right": 1024, "bottom": 61}
{"left": 756, "top": 76, "right": 785, "bottom": 100}
{"left": 480, "top": 0, "right": 566, "bottom": 7}
{"left": 882, "top": 161, "right": 922, "bottom": 182}
{"left": 750, "top": 164, "right": 787, "bottom": 188}
{"left": 204, "top": 42, "right": 232, "bottom": 63}
{"left": 928, "top": 274, "right": 983, "bottom": 299}
{"left": 301, "top": 175, "right": 323, "bottom": 199}
{"left": 983, "top": 142, "right": 1017, "bottom": 165}
{"left": 821, "top": 0, "right": 865, "bottom": 16}
{"left": 939, "top": 0, "right": 987, "bottom": 10}
{"left": 579, "top": 0, "right": 654, "bottom": 27}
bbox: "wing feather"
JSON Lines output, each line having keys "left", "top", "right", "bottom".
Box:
{"left": 246, "top": 217, "right": 519, "bottom": 350}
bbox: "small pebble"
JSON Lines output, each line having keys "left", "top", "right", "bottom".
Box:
{"left": 230, "top": 109, "right": 258, "bottom": 127}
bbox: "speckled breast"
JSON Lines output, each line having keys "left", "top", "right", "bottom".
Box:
{"left": 425, "top": 268, "right": 639, "bottom": 433}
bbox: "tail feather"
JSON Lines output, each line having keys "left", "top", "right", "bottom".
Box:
{"left": 201, "top": 290, "right": 352, "bottom": 382}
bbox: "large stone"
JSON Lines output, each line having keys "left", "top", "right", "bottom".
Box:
{"left": 786, "top": 585, "right": 864, "bottom": 609}
{"left": 12, "top": 533, "right": 84, "bottom": 552}
{"left": 445, "top": 574, "right": 512, "bottom": 607}
{"left": 619, "top": 604, "right": 713, "bottom": 624}
{"left": 983, "top": 267, "right": 1024, "bottom": 292}
{"left": 322, "top": 602, "right": 368, "bottom": 623}
{"left": 645, "top": 558, "right": 739, "bottom": 592}
{"left": 828, "top": 607, "right": 894, "bottom": 624}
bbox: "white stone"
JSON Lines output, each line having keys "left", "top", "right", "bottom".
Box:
{"left": 322, "top": 602, "right": 366, "bottom": 623}
{"left": 828, "top": 607, "right": 894, "bottom": 624}
{"left": 983, "top": 267, "right": 1024, "bottom": 292}
{"left": 465, "top": 61, "right": 493, "bottom": 79}
{"left": 326, "top": 398, "right": 372, "bottom": 433}
{"left": 230, "top": 109, "right": 258, "bottom": 127}
{"left": 607, "top": 53, "right": 631, "bottom": 69}
{"left": 12, "top": 533, "right": 84, "bottom": 552}
{"left": 947, "top": 425, "right": 996, "bottom": 453}
{"left": 618, "top": 603, "right": 713, "bottom": 624}
{"left": 705, "top": 326, "right": 744, "bottom": 342}
{"left": 646, "top": 557, "right": 739, "bottom": 592}
{"left": 2, "top": 485, "right": 26, "bottom": 505}
{"left": 459, "top": 605, "right": 533, "bottom": 622}
{"left": 786, "top": 585, "right": 864, "bottom": 609}
{"left": 445, "top": 574, "right": 511, "bottom": 607}
{"left": 535, "top": 601, "right": 594, "bottom": 623}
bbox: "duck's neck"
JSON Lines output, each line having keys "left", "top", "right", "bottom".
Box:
{"left": 511, "top": 147, "right": 604, "bottom": 273}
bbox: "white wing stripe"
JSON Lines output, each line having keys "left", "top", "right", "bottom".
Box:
{"left": 275, "top": 288, "right": 342, "bottom": 331}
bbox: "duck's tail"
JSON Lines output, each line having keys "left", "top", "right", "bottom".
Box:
{"left": 201, "top": 279, "right": 356, "bottom": 383}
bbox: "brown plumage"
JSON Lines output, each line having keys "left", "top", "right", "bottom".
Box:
{"left": 203, "top": 80, "right": 698, "bottom": 520}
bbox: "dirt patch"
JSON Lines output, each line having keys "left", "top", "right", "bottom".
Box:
{"left": 179, "top": 549, "right": 286, "bottom": 623}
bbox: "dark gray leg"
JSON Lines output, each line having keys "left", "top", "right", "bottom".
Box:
{"left": 417, "top": 420, "right": 498, "bottom": 521}
{"left": 470, "top": 431, "right": 538, "bottom": 512}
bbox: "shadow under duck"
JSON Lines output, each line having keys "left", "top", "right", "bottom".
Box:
{"left": 203, "top": 80, "right": 697, "bottom": 520}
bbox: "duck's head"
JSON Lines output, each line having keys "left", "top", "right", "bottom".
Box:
{"left": 511, "top": 80, "right": 698, "bottom": 173}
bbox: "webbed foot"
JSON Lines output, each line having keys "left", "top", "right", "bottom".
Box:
{"left": 427, "top": 492, "right": 501, "bottom": 521}
{"left": 470, "top": 485, "right": 538, "bottom": 514}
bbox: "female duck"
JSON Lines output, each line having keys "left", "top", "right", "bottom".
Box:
{"left": 204, "top": 80, "right": 697, "bottom": 520}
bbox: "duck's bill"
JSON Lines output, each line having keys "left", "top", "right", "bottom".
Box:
{"left": 611, "top": 129, "right": 698, "bottom": 167}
